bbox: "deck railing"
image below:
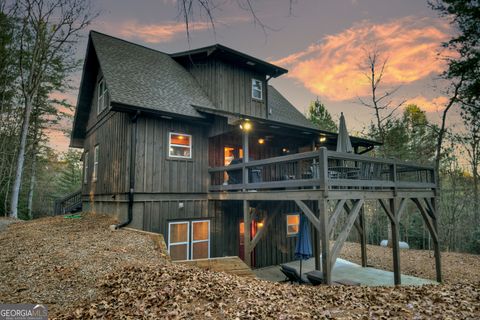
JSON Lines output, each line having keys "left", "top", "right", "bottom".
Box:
{"left": 53, "top": 189, "right": 82, "bottom": 215}
{"left": 208, "top": 148, "right": 436, "bottom": 192}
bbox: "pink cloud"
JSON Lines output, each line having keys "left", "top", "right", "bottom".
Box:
{"left": 271, "top": 16, "right": 450, "bottom": 101}
{"left": 113, "top": 16, "right": 249, "bottom": 44}
{"left": 404, "top": 95, "right": 450, "bottom": 113}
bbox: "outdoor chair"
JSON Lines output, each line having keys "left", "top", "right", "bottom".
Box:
{"left": 305, "top": 270, "right": 324, "bottom": 285}
{"left": 280, "top": 264, "right": 311, "bottom": 284}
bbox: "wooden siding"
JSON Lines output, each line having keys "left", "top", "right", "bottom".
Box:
{"left": 83, "top": 111, "right": 130, "bottom": 195}
{"left": 86, "top": 68, "right": 111, "bottom": 132}
{"left": 134, "top": 116, "right": 209, "bottom": 193}
{"left": 184, "top": 58, "right": 267, "bottom": 118}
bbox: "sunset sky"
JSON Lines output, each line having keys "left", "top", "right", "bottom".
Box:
{"left": 50, "top": 0, "right": 458, "bottom": 152}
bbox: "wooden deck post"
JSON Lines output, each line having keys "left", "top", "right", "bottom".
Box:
{"left": 359, "top": 205, "right": 368, "bottom": 267}
{"left": 430, "top": 198, "right": 442, "bottom": 283}
{"left": 318, "top": 198, "right": 331, "bottom": 284}
{"left": 243, "top": 200, "right": 251, "bottom": 267}
{"left": 390, "top": 198, "right": 401, "bottom": 285}
{"left": 242, "top": 130, "right": 249, "bottom": 189}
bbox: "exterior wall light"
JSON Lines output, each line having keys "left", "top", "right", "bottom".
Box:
{"left": 239, "top": 120, "right": 252, "bottom": 131}
{"left": 319, "top": 136, "right": 327, "bottom": 142}
{"left": 258, "top": 138, "right": 265, "bottom": 144}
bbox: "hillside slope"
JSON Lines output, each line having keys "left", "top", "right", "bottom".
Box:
{"left": 0, "top": 214, "right": 478, "bottom": 319}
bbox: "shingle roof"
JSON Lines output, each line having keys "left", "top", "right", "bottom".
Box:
{"left": 267, "top": 85, "right": 319, "bottom": 130}
{"left": 91, "top": 31, "right": 215, "bottom": 118}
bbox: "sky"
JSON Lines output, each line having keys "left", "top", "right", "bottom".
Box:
{"left": 50, "top": 0, "right": 459, "bottom": 152}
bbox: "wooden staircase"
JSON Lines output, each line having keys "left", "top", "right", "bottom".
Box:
{"left": 53, "top": 189, "right": 82, "bottom": 215}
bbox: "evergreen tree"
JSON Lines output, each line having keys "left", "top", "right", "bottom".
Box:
{"left": 307, "top": 98, "right": 337, "bottom": 132}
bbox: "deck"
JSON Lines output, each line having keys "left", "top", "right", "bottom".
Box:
{"left": 208, "top": 147, "right": 441, "bottom": 285}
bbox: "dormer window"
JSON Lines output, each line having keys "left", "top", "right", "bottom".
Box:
{"left": 252, "top": 79, "right": 263, "bottom": 100}
{"left": 97, "top": 78, "right": 108, "bottom": 114}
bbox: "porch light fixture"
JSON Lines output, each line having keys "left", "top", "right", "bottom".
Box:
{"left": 239, "top": 120, "right": 252, "bottom": 131}
{"left": 257, "top": 221, "right": 264, "bottom": 228}
{"left": 319, "top": 136, "right": 327, "bottom": 143}
{"left": 282, "top": 147, "right": 289, "bottom": 153}
{"left": 258, "top": 138, "right": 265, "bottom": 144}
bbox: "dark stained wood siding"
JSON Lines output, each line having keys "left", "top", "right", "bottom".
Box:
{"left": 83, "top": 111, "right": 130, "bottom": 196}
{"left": 86, "top": 68, "right": 111, "bottom": 132}
{"left": 184, "top": 58, "right": 267, "bottom": 118}
{"left": 133, "top": 116, "right": 209, "bottom": 193}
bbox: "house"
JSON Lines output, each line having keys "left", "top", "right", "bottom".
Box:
{"left": 69, "top": 31, "right": 441, "bottom": 285}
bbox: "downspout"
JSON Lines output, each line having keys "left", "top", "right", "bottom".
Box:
{"left": 114, "top": 110, "right": 140, "bottom": 229}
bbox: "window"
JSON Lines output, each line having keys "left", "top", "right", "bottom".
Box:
{"left": 168, "top": 222, "right": 190, "bottom": 261}
{"left": 93, "top": 145, "right": 99, "bottom": 182}
{"left": 169, "top": 132, "right": 192, "bottom": 159}
{"left": 168, "top": 220, "right": 210, "bottom": 261}
{"left": 286, "top": 214, "right": 300, "bottom": 236}
{"left": 252, "top": 79, "right": 263, "bottom": 100}
{"left": 97, "top": 78, "right": 108, "bottom": 114}
{"left": 83, "top": 151, "right": 89, "bottom": 184}
{"left": 191, "top": 220, "right": 210, "bottom": 259}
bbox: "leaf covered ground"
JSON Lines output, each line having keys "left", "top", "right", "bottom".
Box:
{"left": 0, "top": 214, "right": 479, "bottom": 319}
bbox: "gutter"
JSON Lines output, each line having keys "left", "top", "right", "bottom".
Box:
{"left": 114, "top": 110, "right": 140, "bottom": 229}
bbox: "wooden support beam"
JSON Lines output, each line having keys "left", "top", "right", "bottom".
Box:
{"left": 359, "top": 205, "right": 368, "bottom": 267}
{"left": 430, "top": 198, "right": 442, "bottom": 283}
{"left": 342, "top": 201, "right": 363, "bottom": 237}
{"left": 250, "top": 209, "right": 278, "bottom": 250}
{"left": 327, "top": 199, "right": 346, "bottom": 235}
{"left": 318, "top": 198, "right": 331, "bottom": 284}
{"left": 329, "top": 199, "right": 364, "bottom": 271}
{"left": 413, "top": 197, "right": 442, "bottom": 282}
{"left": 294, "top": 200, "right": 320, "bottom": 231}
{"left": 423, "top": 198, "right": 437, "bottom": 220}
{"left": 413, "top": 198, "right": 438, "bottom": 242}
{"left": 396, "top": 198, "right": 408, "bottom": 221}
{"left": 379, "top": 199, "right": 395, "bottom": 223}
{"left": 390, "top": 198, "right": 401, "bottom": 285}
{"left": 243, "top": 200, "right": 251, "bottom": 267}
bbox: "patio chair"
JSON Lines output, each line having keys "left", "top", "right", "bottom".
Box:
{"left": 305, "top": 270, "right": 324, "bottom": 285}
{"left": 280, "top": 264, "right": 311, "bottom": 284}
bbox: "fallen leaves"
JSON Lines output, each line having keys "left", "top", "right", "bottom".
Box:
{"left": 1, "top": 214, "right": 479, "bottom": 319}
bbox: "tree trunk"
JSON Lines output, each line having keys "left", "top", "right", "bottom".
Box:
{"left": 9, "top": 95, "right": 33, "bottom": 219}
{"left": 27, "top": 149, "right": 37, "bottom": 220}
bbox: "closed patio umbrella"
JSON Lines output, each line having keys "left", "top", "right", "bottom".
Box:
{"left": 295, "top": 213, "right": 313, "bottom": 277}
{"left": 336, "top": 112, "right": 353, "bottom": 153}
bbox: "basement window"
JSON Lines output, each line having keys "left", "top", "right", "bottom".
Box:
{"left": 97, "top": 78, "right": 108, "bottom": 114}
{"left": 286, "top": 214, "right": 300, "bottom": 236}
{"left": 169, "top": 132, "right": 192, "bottom": 159}
{"left": 252, "top": 79, "right": 263, "bottom": 100}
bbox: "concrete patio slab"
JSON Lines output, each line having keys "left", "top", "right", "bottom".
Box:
{"left": 254, "top": 257, "right": 437, "bottom": 286}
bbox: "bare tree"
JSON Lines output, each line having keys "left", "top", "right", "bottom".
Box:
{"left": 177, "top": 0, "right": 296, "bottom": 41}
{"left": 358, "top": 49, "right": 405, "bottom": 145}
{"left": 8, "top": 0, "right": 97, "bottom": 218}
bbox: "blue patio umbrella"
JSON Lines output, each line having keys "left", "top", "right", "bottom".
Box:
{"left": 295, "top": 213, "right": 313, "bottom": 276}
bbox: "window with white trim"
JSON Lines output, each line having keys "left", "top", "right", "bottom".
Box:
{"left": 169, "top": 132, "right": 192, "bottom": 159}
{"left": 84, "top": 151, "right": 89, "bottom": 184}
{"left": 286, "top": 214, "right": 300, "bottom": 236}
{"left": 252, "top": 79, "right": 263, "bottom": 100}
{"left": 168, "top": 220, "right": 210, "bottom": 261}
{"left": 168, "top": 221, "right": 190, "bottom": 261}
{"left": 93, "top": 145, "right": 99, "bottom": 182}
{"left": 191, "top": 220, "right": 210, "bottom": 259}
{"left": 97, "top": 78, "right": 108, "bottom": 114}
